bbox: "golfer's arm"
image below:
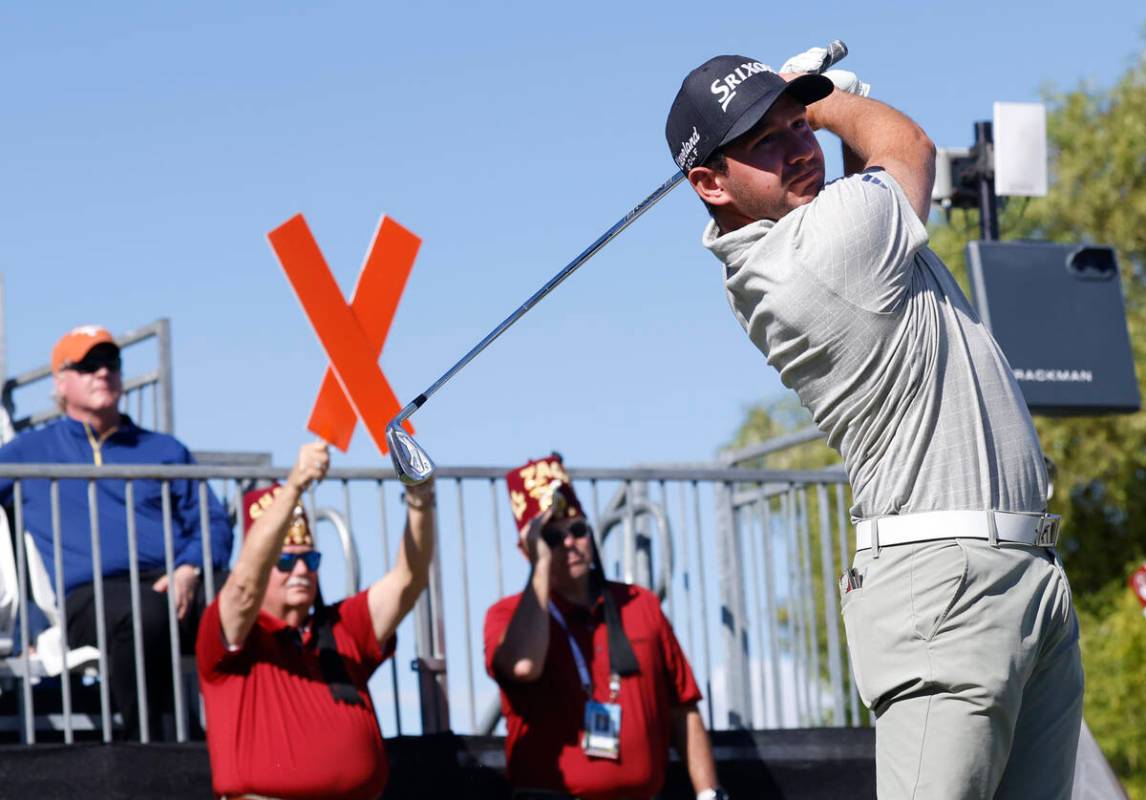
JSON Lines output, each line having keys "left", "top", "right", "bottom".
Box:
{"left": 807, "top": 90, "right": 935, "bottom": 221}
{"left": 368, "top": 482, "right": 436, "bottom": 645}
{"left": 671, "top": 704, "right": 719, "bottom": 793}
{"left": 492, "top": 562, "right": 552, "bottom": 683}
{"left": 217, "top": 483, "right": 302, "bottom": 648}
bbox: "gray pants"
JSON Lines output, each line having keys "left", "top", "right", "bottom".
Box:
{"left": 840, "top": 539, "right": 1083, "bottom": 799}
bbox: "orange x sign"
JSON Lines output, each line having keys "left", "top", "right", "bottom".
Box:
{"left": 267, "top": 213, "right": 420, "bottom": 455}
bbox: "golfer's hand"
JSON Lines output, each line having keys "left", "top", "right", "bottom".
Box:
{"left": 152, "top": 563, "right": 200, "bottom": 620}
{"left": 781, "top": 46, "right": 831, "bottom": 75}
{"left": 287, "top": 441, "right": 330, "bottom": 493}
{"left": 781, "top": 47, "right": 869, "bottom": 96}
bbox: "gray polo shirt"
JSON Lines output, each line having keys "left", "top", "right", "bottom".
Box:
{"left": 704, "top": 169, "right": 1047, "bottom": 519}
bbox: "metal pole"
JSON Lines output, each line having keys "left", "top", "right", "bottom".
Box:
{"left": 817, "top": 484, "right": 845, "bottom": 724}
{"left": 758, "top": 499, "right": 783, "bottom": 728}
{"left": 13, "top": 482, "right": 35, "bottom": 742}
{"left": 676, "top": 483, "right": 695, "bottom": 659}
{"left": 658, "top": 481, "right": 675, "bottom": 624}
{"left": 50, "top": 481, "right": 74, "bottom": 743}
{"left": 715, "top": 480, "right": 751, "bottom": 728}
{"left": 377, "top": 481, "right": 402, "bottom": 735}
{"left": 126, "top": 482, "right": 151, "bottom": 742}
{"left": 489, "top": 479, "right": 504, "bottom": 599}
{"left": 836, "top": 483, "right": 861, "bottom": 725}
{"left": 87, "top": 482, "right": 113, "bottom": 741}
{"left": 454, "top": 479, "right": 477, "bottom": 733}
{"left": 198, "top": 482, "right": 215, "bottom": 603}
{"left": 691, "top": 481, "right": 714, "bottom": 729}
{"left": 156, "top": 318, "right": 175, "bottom": 433}
{"left": 161, "top": 483, "right": 188, "bottom": 741}
{"left": 783, "top": 490, "right": 805, "bottom": 726}
{"left": 413, "top": 502, "right": 449, "bottom": 733}
{"left": 798, "top": 489, "right": 819, "bottom": 723}
{"left": 744, "top": 499, "right": 768, "bottom": 728}
{"left": 622, "top": 481, "right": 637, "bottom": 584}
{"left": 975, "top": 121, "right": 999, "bottom": 242}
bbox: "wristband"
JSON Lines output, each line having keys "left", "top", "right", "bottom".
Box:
{"left": 697, "top": 789, "right": 729, "bottom": 800}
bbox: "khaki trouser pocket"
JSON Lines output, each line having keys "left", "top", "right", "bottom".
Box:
{"left": 909, "top": 540, "right": 968, "bottom": 641}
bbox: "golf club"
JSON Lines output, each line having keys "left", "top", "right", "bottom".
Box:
{"left": 387, "top": 40, "right": 850, "bottom": 485}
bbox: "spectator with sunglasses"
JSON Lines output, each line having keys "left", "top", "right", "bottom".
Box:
{"left": 484, "top": 453, "right": 725, "bottom": 800}
{"left": 0, "top": 324, "right": 232, "bottom": 739}
{"left": 197, "top": 441, "right": 436, "bottom": 800}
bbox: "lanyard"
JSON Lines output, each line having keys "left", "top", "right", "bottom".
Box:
{"left": 548, "top": 601, "right": 592, "bottom": 695}
{"left": 548, "top": 602, "right": 623, "bottom": 701}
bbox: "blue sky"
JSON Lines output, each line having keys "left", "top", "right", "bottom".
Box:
{"left": 2, "top": 2, "right": 1144, "bottom": 734}
{"left": 2, "top": 3, "right": 1136, "bottom": 467}
{"left": 4, "top": 2, "right": 1142, "bottom": 471}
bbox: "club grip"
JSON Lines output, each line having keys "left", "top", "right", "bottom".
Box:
{"left": 819, "top": 40, "right": 848, "bottom": 73}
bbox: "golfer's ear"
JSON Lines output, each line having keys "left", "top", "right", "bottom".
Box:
{"left": 688, "top": 166, "right": 729, "bottom": 206}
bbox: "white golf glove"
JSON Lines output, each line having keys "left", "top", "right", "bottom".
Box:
{"left": 781, "top": 47, "right": 870, "bottom": 97}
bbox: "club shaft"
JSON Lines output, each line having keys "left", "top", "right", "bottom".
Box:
{"left": 392, "top": 170, "right": 687, "bottom": 427}
{"left": 391, "top": 37, "right": 848, "bottom": 431}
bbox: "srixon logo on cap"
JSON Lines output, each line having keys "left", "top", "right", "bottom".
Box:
{"left": 711, "top": 61, "right": 770, "bottom": 112}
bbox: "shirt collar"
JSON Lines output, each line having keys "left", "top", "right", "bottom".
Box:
{"left": 60, "top": 413, "right": 137, "bottom": 437}
{"left": 702, "top": 217, "right": 776, "bottom": 271}
{"left": 550, "top": 583, "right": 605, "bottom": 621}
{"left": 260, "top": 609, "right": 314, "bottom": 644}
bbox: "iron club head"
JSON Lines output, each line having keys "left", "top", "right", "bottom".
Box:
{"left": 387, "top": 424, "right": 436, "bottom": 485}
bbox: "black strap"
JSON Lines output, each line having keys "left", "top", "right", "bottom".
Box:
{"left": 589, "top": 542, "right": 640, "bottom": 677}
{"left": 312, "top": 585, "right": 365, "bottom": 707}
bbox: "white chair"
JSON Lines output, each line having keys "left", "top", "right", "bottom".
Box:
{"left": 22, "top": 532, "right": 101, "bottom": 677}
{"left": 0, "top": 512, "right": 20, "bottom": 657}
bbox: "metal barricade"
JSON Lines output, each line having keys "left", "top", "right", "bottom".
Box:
{"left": 0, "top": 459, "right": 861, "bottom": 746}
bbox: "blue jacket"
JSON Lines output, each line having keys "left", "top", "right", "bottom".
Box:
{"left": 0, "top": 416, "right": 233, "bottom": 597}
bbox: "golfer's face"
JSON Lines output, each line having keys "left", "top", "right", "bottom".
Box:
{"left": 720, "top": 95, "right": 824, "bottom": 222}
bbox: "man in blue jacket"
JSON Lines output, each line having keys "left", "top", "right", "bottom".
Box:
{"left": 0, "top": 325, "right": 233, "bottom": 739}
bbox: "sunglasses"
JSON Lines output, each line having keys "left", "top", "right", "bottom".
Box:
{"left": 64, "top": 353, "right": 123, "bottom": 374}
{"left": 275, "top": 551, "right": 322, "bottom": 573}
{"left": 541, "top": 519, "right": 593, "bottom": 548}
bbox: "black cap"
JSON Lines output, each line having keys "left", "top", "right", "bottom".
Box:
{"left": 665, "top": 55, "right": 833, "bottom": 172}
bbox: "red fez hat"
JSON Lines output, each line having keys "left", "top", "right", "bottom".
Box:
{"left": 505, "top": 453, "right": 584, "bottom": 533}
{"left": 242, "top": 483, "right": 314, "bottom": 547}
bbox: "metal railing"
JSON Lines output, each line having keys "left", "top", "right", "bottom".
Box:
{"left": 0, "top": 459, "right": 861, "bottom": 745}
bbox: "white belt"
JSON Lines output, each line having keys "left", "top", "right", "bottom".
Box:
{"left": 855, "top": 510, "right": 1061, "bottom": 552}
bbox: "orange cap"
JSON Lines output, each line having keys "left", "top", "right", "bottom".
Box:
{"left": 242, "top": 484, "right": 314, "bottom": 547}
{"left": 51, "top": 325, "right": 117, "bottom": 375}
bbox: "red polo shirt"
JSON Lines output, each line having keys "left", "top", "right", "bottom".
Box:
{"left": 197, "top": 590, "right": 394, "bottom": 800}
{"left": 483, "top": 582, "right": 702, "bottom": 799}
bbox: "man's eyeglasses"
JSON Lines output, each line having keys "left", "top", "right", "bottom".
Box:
{"left": 64, "top": 353, "right": 122, "bottom": 374}
{"left": 541, "top": 519, "right": 593, "bottom": 548}
{"left": 275, "top": 551, "right": 322, "bottom": 573}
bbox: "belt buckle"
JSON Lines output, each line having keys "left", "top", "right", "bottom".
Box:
{"left": 1035, "top": 514, "right": 1061, "bottom": 547}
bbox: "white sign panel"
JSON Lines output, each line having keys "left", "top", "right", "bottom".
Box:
{"left": 994, "top": 102, "right": 1048, "bottom": 197}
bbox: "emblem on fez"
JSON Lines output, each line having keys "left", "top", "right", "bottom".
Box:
{"left": 248, "top": 486, "right": 283, "bottom": 522}
{"left": 510, "top": 490, "right": 528, "bottom": 522}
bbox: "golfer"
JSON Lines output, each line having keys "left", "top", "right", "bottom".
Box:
{"left": 665, "top": 49, "right": 1083, "bottom": 798}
